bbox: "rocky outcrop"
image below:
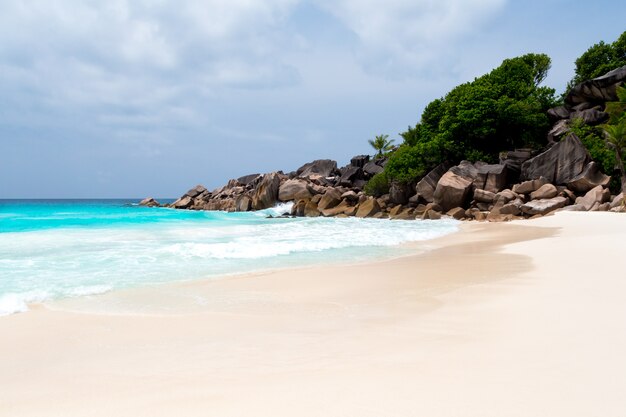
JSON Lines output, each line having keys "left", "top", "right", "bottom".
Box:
{"left": 544, "top": 65, "right": 626, "bottom": 143}
{"left": 521, "top": 134, "right": 591, "bottom": 185}
{"left": 139, "top": 197, "right": 160, "bottom": 207}
{"left": 565, "top": 65, "right": 626, "bottom": 106}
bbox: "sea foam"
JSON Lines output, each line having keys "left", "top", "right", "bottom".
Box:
{"left": 0, "top": 199, "right": 459, "bottom": 315}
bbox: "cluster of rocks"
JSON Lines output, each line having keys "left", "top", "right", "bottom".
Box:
{"left": 141, "top": 66, "right": 626, "bottom": 221}
{"left": 141, "top": 133, "right": 624, "bottom": 221}
{"left": 547, "top": 65, "right": 626, "bottom": 141}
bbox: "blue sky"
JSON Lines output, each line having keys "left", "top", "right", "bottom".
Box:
{"left": 1, "top": 0, "right": 625, "bottom": 198}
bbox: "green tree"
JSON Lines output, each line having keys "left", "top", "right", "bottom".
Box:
{"left": 384, "top": 53, "right": 556, "bottom": 183}
{"left": 368, "top": 134, "right": 395, "bottom": 158}
{"left": 567, "top": 31, "right": 626, "bottom": 90}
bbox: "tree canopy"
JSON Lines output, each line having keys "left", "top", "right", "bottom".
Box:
{"left": 383, "top": 53, "right": 557, "bottom": 184}
{"left": 567, "top": 31, "right": 626, "bottom": 89}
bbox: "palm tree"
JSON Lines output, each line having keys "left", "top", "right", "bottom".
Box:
{"left": 368, "top": 134, "right": 395, "bottom": 158}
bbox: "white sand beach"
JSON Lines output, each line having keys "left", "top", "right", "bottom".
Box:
{"left": 1, "top": 211, "right": 625, "bottom": 417}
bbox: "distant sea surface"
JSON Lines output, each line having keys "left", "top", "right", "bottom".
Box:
{"left": 0, "top": 199, "right": 459, "bottom": 315}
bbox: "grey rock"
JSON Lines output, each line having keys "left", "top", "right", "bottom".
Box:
{"left": 237, "top": 174, "right": 261, "bottom": 186}
{"left": 569, "top": 107, "right": 609, "bottom": 125}
{"left": 297, "top": 159, "right": 338, "bottom": 178}
{"left": 512, "top": 177, "right": 549, "bottom": 195}
{"left": 521, "top": 196, "right": 569, "bottom": 216}
{"left": 547, "top": 106, "right": 570, "bottom": 120}
{"left": 521, "top": 134, "right": 591, "bottom": 185}
{"left": 350, "top": 155, "right": 370, "bottom": 168}
{"left": 415, "top": 162, "right": 452, "bottom": 203}
{"left": 363, "top": 161, "right": 384, "bottom": 176}
{"left": 476, "top": 164, "right": 508, "bottom": 193}
{"left": 473, "top": 189, "right": 496, "bottom": 204}
{"left": 530, "top": 184, "right": 558, "bottom": 200}
{"left": 389, "top": 181, "right": 415, "bottom": 205}
{"left": 339, "top": 165, "right": 363, "bottom": 187}
{"left": 139, "top": 197, "right": 160, "bottom": 207}
{"left": 575, "top": 185, "right": 611, "bottom": 211}
{"left": 567, "top": 162, "right": 611, "bottom": 194}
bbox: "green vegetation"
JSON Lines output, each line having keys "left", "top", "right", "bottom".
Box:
{"left": 602, "top": 86, "right": 626, "bottom": 191}
{"left": 569, "top": 118, "right": 616, "bottom": 175}
{"left": 567, "top": 31, "right": 626, "bottom": 90}
{"left": 363, "top": 171, "right": 389, "bottom": 197}
{"left": 382, "top": 53, "right": 557, "bottom": 184}
{"left": 368, "top": 134, "right": 395, "bottom": 158}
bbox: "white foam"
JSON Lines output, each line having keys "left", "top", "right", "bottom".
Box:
{"left": 0, "top": 290, "right": 50, "bottom": 316}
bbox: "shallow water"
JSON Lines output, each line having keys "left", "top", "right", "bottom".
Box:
{"left": 0, "top": 199, "right": 459, "bottom": 315}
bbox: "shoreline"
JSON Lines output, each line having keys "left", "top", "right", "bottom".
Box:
{"left": 2, "top": 212, "right": 626, "bottom": 416}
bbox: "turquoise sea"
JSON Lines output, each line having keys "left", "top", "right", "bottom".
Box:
{"left": 0, "top": 199, "right": 459, "bottom": 315}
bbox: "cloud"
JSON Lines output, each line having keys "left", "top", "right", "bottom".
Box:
{"left": 314, "top": 0, "right": 507, "bottom": 76}
{"left": 0, "top": 0, "right": 300, "bottom": 135}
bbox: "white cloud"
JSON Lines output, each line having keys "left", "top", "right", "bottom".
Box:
{"left": 314, "top": 0, "right": 507, "bottom": 75}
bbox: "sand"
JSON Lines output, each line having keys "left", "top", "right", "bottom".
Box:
{"left": 1, "top": 211, "right": 625, "bottom": 416}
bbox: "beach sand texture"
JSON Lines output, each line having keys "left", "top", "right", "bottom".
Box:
{"left": 1, "top": 211, "right": 625, "bottom": 416}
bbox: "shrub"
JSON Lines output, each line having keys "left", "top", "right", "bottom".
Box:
{"left": 364, "top": 172, "right": 389, "bottom": 197}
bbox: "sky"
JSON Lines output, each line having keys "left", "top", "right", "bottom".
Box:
{"left": 1, "top": 0, "right": 625, "bottom": 198}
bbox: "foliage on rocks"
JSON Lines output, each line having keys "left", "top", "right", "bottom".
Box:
{"left": 384, "top": 53, "right": 557, "bottom": 183}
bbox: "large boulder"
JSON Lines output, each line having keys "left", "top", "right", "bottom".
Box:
{"left": 339, "top": 166, "right": 363, "bottom": 187}
{"left": 184, "top": 185, "right": 207, "bottom": 198}
{"left": 499, "top": 149, "right": 534, "bottom": 177}
{"left": 521, "top": 197, "right": 568, "bottom": 216}
{"left": 171, "top": 195, "right": 193, "bottom": 209}
{"left": 363, "top": 161, "right": 384, "bottom": 177}
{"left": 278, "top": 179, "right": 312, "bottom": 201}
{"left": 251, "top": 173, "right": 281, "bottom": 210}
{"left": 512, "top": 177, "right": 548, "bottom": 195}
{"left": 521, "top": 134, "right": 591, "bottom": 185}
{"left": 547, "top": 106, "right": 570, "bottom": 120}
{"left": 565, "top": 65, "right": 626, "bottom": 105}
{"left": 317, "top": 188, "right": 343, "bottom": 210}
{"left": 473, "top": 189, "right": 496, "bottom": 204}
{"left": 297, "top": 159, "right": 338, "bottom": 178}
{"left": 355, "top": 198, "right": 381, "bottom": 218}
{"left": 567, "top": 161, "right": 611, "bottom": 194}
{"left": 570, "top": 107, "right": 609, "bottom": 125}
{"left": 415, "top": 162, "right": 452, "bottom": 203}
{"left": 350, "top": 155, "right": 370, "bottom": 168}
{"left": 475, "top": 164, "right": 507, "bottom": 193}
{"left": 575, "top": 185, "right": 611, "bottom": 211}
{"left": 235, "top": 195, "right": 252, "bottom": 212}
{"left": 530, "top": 184, "right": 558, "bottom": 200}
{"left": 139, "top": 197, "right": 160, "bottom": 207}
{"left": 433, "top": 171, "right": 473, "bottom": 212}
{"left": 237, "top": 173, "right": 261, "bottom": 186}
{"left": 389, "top": 181, "right": 415, "bottom": 205}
